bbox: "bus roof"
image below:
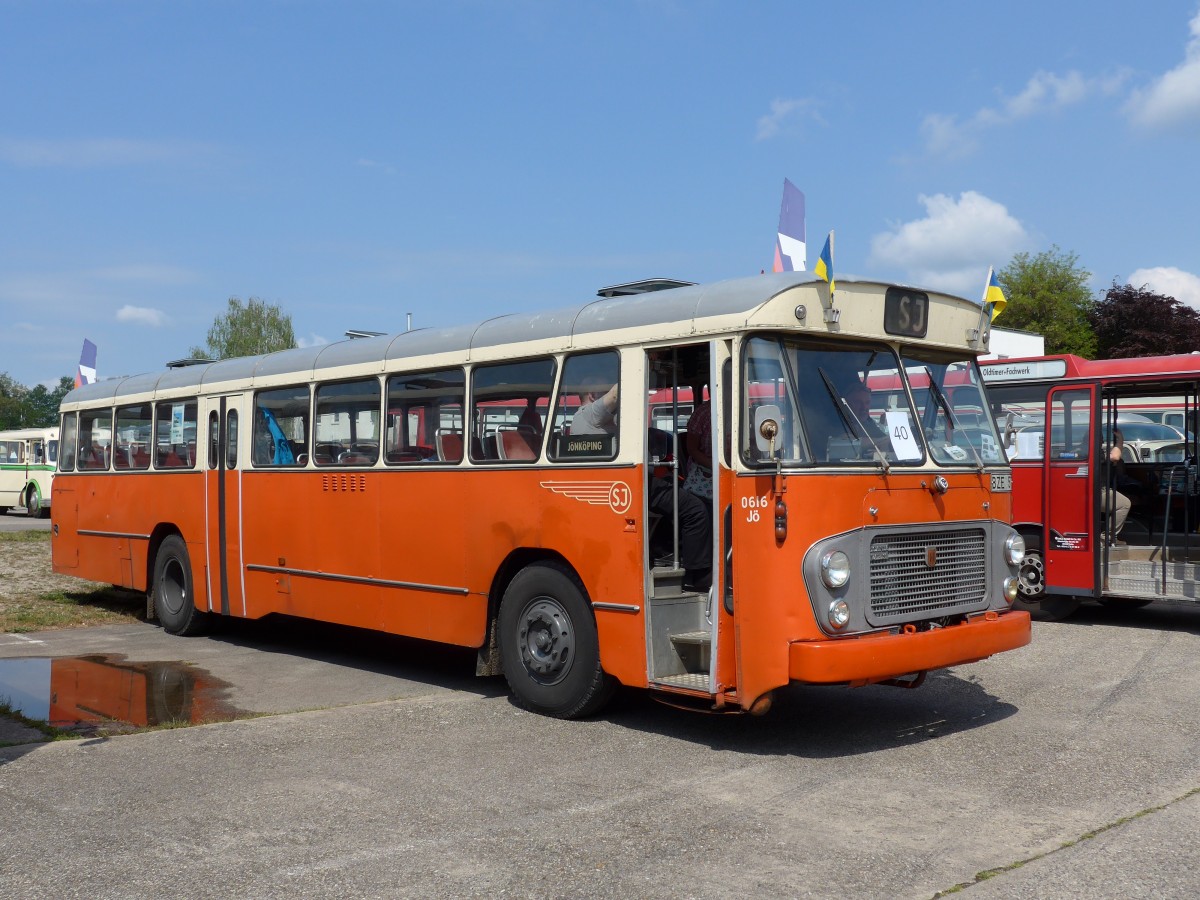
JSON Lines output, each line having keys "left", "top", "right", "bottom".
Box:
{"left": 62, "top": 272, "right": 984, "bottom": 409}
{"left": 982, "top": 353, "right": 1200, "bottom": 385}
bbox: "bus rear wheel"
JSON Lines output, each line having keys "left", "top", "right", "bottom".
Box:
{"left": 153, "top": 535, "right": 211, "bottom": 636}
{"left": 498, "top": 562, "right": 614, "bottom": 719}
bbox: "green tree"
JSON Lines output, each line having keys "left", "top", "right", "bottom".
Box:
{"left": 997, "top": 246, "right": 1097, "bottom": 357}
{"left": 1091, "top": 282, "right": 1200, "bottom": 358}
{"left": 25, "top": 376, "right": 76, "bottom": 426}
{"left": 0, "top": 373, "right": 28, "bottom": 429}
{"left": 0, "top": 373, "right": 73, "bottom": 428}
{"left": 188, "top": 296, "right": 297, "bottom": 360}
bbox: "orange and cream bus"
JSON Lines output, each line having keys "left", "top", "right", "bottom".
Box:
{"left": 52, "top": 273, "right": 1030, "bottom": 717}
{"left": 0, "top": 426, "right": 57, "bottom": 518}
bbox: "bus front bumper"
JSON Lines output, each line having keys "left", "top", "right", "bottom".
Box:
{"left": 788, "top": 610, "right": 1031, "bottom": 686}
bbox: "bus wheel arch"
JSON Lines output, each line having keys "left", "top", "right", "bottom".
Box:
{"left": 496, "top": 557, "right": 615, "bottom": 719}
{"left": 150, "top": 531, "right": 211, "bottom": 636}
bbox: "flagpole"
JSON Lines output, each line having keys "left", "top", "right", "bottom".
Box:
{"left": 972, "top": 266, "right": 993, "bottom": 350}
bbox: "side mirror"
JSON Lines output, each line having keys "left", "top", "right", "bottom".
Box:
{"left": 754, "top": 404, "right": 782, "bottom": 454}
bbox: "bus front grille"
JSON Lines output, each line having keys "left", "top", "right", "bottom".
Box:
{"left": 867, "top": 528, "right": 988, "bottom": 625}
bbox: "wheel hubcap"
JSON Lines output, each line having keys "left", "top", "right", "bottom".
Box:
{"left": 1018, "top": 552, "right": 1045, "bottom": 598}
{"left": 160, "top": 558, "right": 187, "bottom": 616}
{"left": 518, "top": 597, "right": 573, "bottom": 685}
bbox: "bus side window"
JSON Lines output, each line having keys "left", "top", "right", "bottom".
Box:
{"left": 254, "top": 386, "right": 310, "bottom": 467}
{"left": 548, "top": 351, "right": 619, "bottom": 462}
{"left": 385, "top": 369, "right": 464, "bottom": 465}
{"left": 470, "top": 357, "right": 556, "bottom": 464}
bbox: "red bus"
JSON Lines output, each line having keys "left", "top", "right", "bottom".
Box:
{"left": 53, "top": 273, "right": 1030, "bottom": 717}
{"left": 982, "top": 354, "right": 1200, "bottom": 619}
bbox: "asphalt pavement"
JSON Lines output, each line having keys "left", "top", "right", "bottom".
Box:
{"left": 0, "top": 509, "right": 51, "bottom": 533}
{"left": 3, "top": 604, "right": 1200, "bottom": 898}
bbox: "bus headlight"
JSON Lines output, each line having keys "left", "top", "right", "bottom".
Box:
{"left": 1004, "top": 532, "right": 1026, "bottom": 566}
{"left": 1003, "top": 576, "right": 1019, "bottom": 604}
{"left": 828, "top": 599, "right": 850, "bottom": 629}
{"left": 820, "top": 550, "right": 850, "bottom": 588}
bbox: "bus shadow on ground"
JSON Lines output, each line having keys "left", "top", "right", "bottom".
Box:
{"left": 206, "top": 614, "right": 508, "bottom": 701}
{"left": 1065, "top": 600, "right": 1200, "bottom": 635}
{"left": 599, "top": 669, "right": 1017, "bottom": 759}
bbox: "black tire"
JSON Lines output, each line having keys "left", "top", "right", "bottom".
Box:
{"left": 498, "top": 562, "right": 615, "bottom": 719}
{"left": 1012, "top": 542, "right": 1081, "bottom": 622}
{"left": 25, "top": 483, "right": 47, "bottom": 519}
{"left": 152, "top": 535, "right": 211, "bottom": 636}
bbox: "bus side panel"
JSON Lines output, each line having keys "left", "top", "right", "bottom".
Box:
{"left": 51, "top": 486, "right": 78, "bottom": 570}
{"left": 239, "top": 471, "right": 382, "bottom": 626}
{"left": 732, "top": 474, "right": 848, "bottom": 705}
{"left": 465, "top": 467, "right": 647, "bottom": 689}
{"left": 54, "top": 473, "right": 205, "bottom": 592}
{"left": 374, "top": 470, "right": 483, "bottom": 645}
{"left": 1009, "top": 463, "right": 1044, "bottom": 532}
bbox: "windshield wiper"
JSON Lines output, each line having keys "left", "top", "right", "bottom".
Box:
{"left": 925, "top": 376, "right": 985, "bottom": 472}
{"left": 817, "top": 367, "right": 889, "bottom": 472}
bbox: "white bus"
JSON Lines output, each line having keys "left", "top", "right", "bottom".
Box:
{"left": 0, "top": 426, "right": 57, "bottom": 517}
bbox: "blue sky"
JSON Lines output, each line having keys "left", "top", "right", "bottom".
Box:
{"left": 2, "top": 0, "right": 1199, "bottom": 387}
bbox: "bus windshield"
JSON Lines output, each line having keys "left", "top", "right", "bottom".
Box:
{"left": 742, "top": 335, "right": 924, "bottom": 467}
{"left": 900, "top": 348, "right": 1004, "bottom": 467}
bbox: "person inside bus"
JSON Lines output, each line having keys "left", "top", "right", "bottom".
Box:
{"left": 683, "top": 379, "right": 712, "bottom": 505}
{"left": 845, "top": 381, "right": 886, "bottom": 443}
{"left": 572, "top": 380, "right": 713, "bottom": 592}
{"left": 1101, "top": 427, "right": 1133, "bottom": 545}
{"left": 573, "top": 379, "right": 619, "bottom": 434}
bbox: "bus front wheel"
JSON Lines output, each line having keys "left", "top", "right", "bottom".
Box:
{"left": 498, "top": 562, "right": 614, "bottom": 719}
{"left": 1014, "top": 544, "right": 1080, "bottom": 621}
{"left": 152, "top": 535, "right": 211, "bottom": 636}
{"left": 25, "top": 483, "right": 47, "bottom": 519}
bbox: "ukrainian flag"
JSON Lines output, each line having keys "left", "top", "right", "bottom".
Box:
{"left": 814, "top": 231, "right": 834, "bottom": 294}
{"left": 984, "top": 267, "right": 1007, "bottom": 322}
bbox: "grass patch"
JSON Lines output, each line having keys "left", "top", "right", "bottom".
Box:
{"left": 0, "top": 586, "right": 144, "bottom": 633}
{"left": 0, "top": 530, "right": 51, "bottom": 544}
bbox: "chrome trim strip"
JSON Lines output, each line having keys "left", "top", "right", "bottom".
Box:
{"left": 591, "top": 602, "right": 641, "bottom": 613}
{"left": 78, "top": 529, "right": 151, "bottom": 540}
{"left": 244, "top": 563, "right": 469, "bottom": 596}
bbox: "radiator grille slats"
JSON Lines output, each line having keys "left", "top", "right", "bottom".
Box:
{"left": 868, "top": 528, "right": 988, "bottom": 623}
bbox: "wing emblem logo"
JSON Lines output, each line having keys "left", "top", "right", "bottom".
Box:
{"left": 540, "top": 480, "right": 632, "bottom": 515}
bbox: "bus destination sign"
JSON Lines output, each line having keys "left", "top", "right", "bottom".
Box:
{"left": 883, "top": 287, "right": 929, "bottom": 339}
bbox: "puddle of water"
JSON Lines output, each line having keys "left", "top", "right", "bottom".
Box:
{"left": 0, "top": 654, "right": 246, "bottom": 735}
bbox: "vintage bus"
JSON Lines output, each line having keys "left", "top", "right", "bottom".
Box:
{"left": 53, "top": 273, "right": 1030, "bottom": 717}
{"left": 0, "top": 426, "right": 57, "bottom": 518}
{"left": 981, "top": 354, "right": 1200, "bottom": 620}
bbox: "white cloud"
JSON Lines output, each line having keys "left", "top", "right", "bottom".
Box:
{"left": 116, "top": 305, "right": 168, "bottom": 327}
{"left": 870, "top": 191, "right": 1029, "bottom": 294}
{"left": 1127, "top": 8, "right": 1200, "bottom": 128}
{"left": 755, "top": 98, "right": 822, "bottom": 141}
{"left": 296, "top": 333, "right": 330, "bottom": 348}
{"left": 356, "top": 158, "right": 397, "bottom": 176}
{"left": 1128, "top": 266, "right": 1200, "bottom": 309}
{"left": 924, "top": 69, "right": 1128, "bottom": 158}
{"left": 0, "top": 136, "right": 216, "bottom": 168}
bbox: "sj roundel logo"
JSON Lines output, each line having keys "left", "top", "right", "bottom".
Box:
{"left": 540, "top": 480, "right": 632, "bottom": 515}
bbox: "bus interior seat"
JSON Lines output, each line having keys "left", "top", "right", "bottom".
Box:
{"left": 436, "top": 431, "right": 464, "bottom": 463}
{"left": 497, "top": 429, "right": 537, "bottom": 461}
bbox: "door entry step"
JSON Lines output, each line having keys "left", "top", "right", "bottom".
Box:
{"left": 1108, "top": 560, "right": 1200, "bottom": 600}
{"left": 653, "top": 672, "right": 711, "bottom": 691}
